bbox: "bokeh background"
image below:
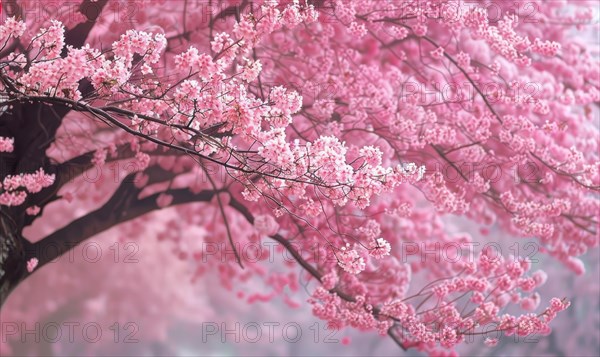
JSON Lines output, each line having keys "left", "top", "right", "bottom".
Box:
{"left": 1, "top": 205, "right": 599, "bottom": 356}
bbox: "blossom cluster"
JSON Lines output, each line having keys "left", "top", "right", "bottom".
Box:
{"left": 0, "top": 168, "right": 56, "bottom": 206}
{"left": 309, "top": 246, "right": 569, "bottom": 354}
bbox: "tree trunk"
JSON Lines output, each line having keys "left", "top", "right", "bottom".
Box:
{"left": 0, "top": 214, "right": 27, "bottom": 308}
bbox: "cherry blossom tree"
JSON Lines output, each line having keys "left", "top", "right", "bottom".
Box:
{"left": 1, "top": 0, "right": 598, "bottom": 355}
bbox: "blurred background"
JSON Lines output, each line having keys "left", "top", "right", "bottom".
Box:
{"left": 1, "top": 205, "right": 598, "bottom": 356}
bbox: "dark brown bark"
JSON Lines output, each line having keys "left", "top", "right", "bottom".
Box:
{"left": 0, "top": 212, "right": 34, "bottom": 307}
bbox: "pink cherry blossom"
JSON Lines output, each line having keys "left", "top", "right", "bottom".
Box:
{"left": 0, "top": 137, "right": 14, "bottom": 152}
{"left": 26, "top": 258, "right": 38, "bottom": 273}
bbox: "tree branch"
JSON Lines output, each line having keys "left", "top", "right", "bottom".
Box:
{"left": 29, "top": 182, "right": 217, "bottom": 271}
{"left": 227, "top": 195, "right": 408, "bottom": 351}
